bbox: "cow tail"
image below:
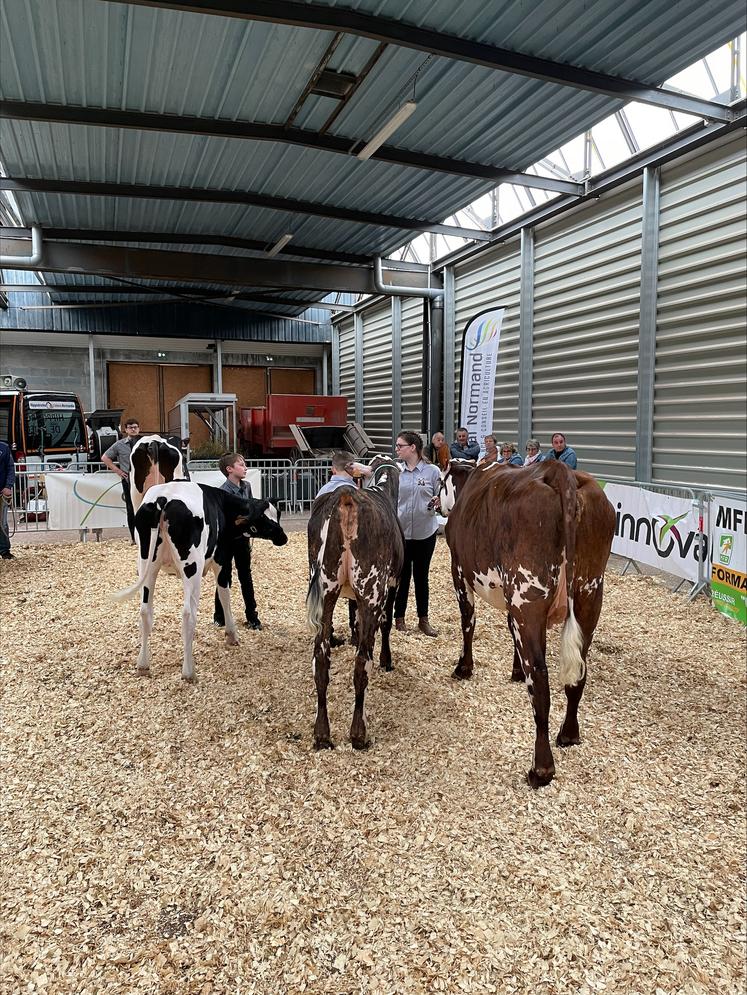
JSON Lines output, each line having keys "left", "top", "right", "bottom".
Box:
{"left": 112, "top": 502, "right": 163, "bottom": 602}
{"left": 306, "top": 563, "right": 324, "bottom": 635}
{"left": 557, "top": 467, "right": 585, "bottom": 688}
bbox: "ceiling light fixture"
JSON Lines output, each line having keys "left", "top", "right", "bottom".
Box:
{"left": 266, "top": 233, "right": 294, "bottom": 257}
{"left": 356, "top": 101, "right": 417, "bottom": 161}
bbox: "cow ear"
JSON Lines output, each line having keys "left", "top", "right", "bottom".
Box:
{"left": 235, "top": 515, "right": 249, "bottom": 527}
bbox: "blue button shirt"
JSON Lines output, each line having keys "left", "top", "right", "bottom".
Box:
{"left": 397, "top": 460, "right": 441, "bottom": 540}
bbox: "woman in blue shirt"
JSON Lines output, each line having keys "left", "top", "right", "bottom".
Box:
{"left": 393, "top": 431, "right": 442, "bottom": 637}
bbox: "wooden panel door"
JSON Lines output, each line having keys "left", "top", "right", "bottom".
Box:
{"left": 107, "top": 363, "right": 160, "bottom": 434}
{"left": 161, "top": 364, "right": 213, "bottom": 444}
{"left": 222, "top": 365, "right": 267, "bottom": 410}
{"left": 269, "top": 367, "right": 316, "bottom": 394}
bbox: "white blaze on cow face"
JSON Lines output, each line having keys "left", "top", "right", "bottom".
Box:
{"left": 264, "top": 502, "right": 279, "bottom": 523}
{"left": 438, "top": 471, "right": 457, "bottom": 516}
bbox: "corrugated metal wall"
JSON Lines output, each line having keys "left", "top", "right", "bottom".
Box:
{"left": 401, "top": 297, "right": 424, "bottom": 432}
{"left": 654, "top": 134, "right": 747, "bottom": 492}
{"left": 338, "top": 316, "right": 356, "bottom": 413}
{"left": 532, "top": 182, "right": 643, "bottom": 478}
{"left": 453, "top": 244, "right": 522, "bottom": 443}
{"left": 361, "top": 302, "right": 394, "bottom": 450}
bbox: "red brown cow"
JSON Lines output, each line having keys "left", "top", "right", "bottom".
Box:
{"left": 306, "top": 457, "right": 404, "bottom": 751}
{"left": 438, "top": 458, "right": 615, "bottom": 788}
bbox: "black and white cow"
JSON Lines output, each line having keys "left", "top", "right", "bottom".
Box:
{"left": 113, "top": 481, "right": 287, "bottom": 681}
{"left": 130, "top": 435, "right": 188, "bottom": 513}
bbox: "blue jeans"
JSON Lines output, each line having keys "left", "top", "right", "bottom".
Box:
{"left": 0, "top": 497, "right": 10, "bottom": 556}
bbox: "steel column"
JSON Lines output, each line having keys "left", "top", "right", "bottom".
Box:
{"left": 331, "top": 323, "right": 341, "bottom": 394}
{"left": 391, "top": 297, "right": 402, "bottom": 448}
{"left": 354, "top": 313, "right": 364, "bottom": 423}
{"left": 518, "top": 227, "right": 535, "bottom": 448}
{"left": 636, "top": 167, "right": 661, "bottom": 482}
{"left": 428, "top": 294, "right": 444, "bottom": 442}
{"left": 88, "top": 334, "right": 97, "bottom": 410}
{"left": 442, "top": 266, "right": 456, "bottom": 441}
{"left": 322, "top": 346, "right": 328, "bottom": 395}
{"left": 215, "top": 340, "right": 223, "bottom": 393}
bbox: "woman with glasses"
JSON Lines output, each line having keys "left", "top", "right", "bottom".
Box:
{"left": 498, "top": 441, "right": 523, "bottom": 466}
{"left": 524, "top": 439, "right": 542, "bottom": 465}
{"left": 393, "top": 431, "right": 441, "bottom": 637}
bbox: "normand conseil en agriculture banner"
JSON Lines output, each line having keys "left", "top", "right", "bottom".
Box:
{"left": 459, "top": 308, "right": 505, "bottom": 447}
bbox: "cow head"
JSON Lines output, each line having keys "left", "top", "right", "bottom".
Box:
{"left": 366, "top": 454, "right": 401, "bottom": 505}
{"left": 437, "top": 459, "right": 477, "bottom": 516}
{"left": 130, "top": 435, "right": 188, "bottom": 511}
{"left": 236, "top": 497, "right": 288, "bottom": 546}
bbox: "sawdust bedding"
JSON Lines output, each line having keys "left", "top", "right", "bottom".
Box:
{"left": 1, "top": 534, "right": 745, "bottom": 995}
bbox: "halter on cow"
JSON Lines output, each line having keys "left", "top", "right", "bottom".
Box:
{"left": 306, "top": 456, "right": 404, "bottom": 750}
{"left": 438, "top": 458, "right": 615, "bottom": 788}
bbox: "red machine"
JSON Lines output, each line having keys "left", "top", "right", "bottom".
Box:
{"left": 240, "top": 394, "right": 373, "bottom": 458}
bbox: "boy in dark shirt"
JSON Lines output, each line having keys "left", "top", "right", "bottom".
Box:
{"left": 213, "top": 453, "right": 262, "bottom": 630}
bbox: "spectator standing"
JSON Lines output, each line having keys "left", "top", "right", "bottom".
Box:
{"left": 428, "top": 431, "right": 451, "bottom": 470}
{"left": 394, "top": 431, "right": 441, "bottom": 637}
{"left": 478, "top": 435, "right": 499, "bottom": 466}
{"left": 0, "top": 440, "right": 16, "bottom": 561}
{"left": 524, "top": 439, "right": 542, "bottom": 465}
{"left": 543, "top": 432, "right": 578, "bottom": 469}
{"left": 212, "top": 452, "right": 263, "bottom": 630}
{"left": 450, "top": 427, "right": 480, "bottom": 461}
{"left": 101, "top": 417, "right": 140, "bottom": 541}
{"left": 498, "top": 442, "right": 524, "bottom": 466}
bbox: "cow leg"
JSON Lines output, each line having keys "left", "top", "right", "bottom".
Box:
{"left": 507, "top": 614, "right": 524, "bottom": 682}
{"left": 180, "top": 571, "right": 202, "bottom": 682}
{"left": 215, "top": 560, "right": 239, "bottom": 647}
{"left": 136, "top": 576, "right": 156, "bottom": 675}
{"left": 378, "top": 586, "right": 397, "bottom": 672}
{"left": 557, "top": 587, "right": 603, "bottom": 747}
{"left": 313, "top": 595, "right": 337, "bottom": 750}
{"left": 348, "top": 599, "right": 359, "bottom": 648}
{"left": 511, "top": 612, "right": 555, "bottom": 788}
{"left": 351, "top": 606, "right": 376, "bottom": 750}
{"left": 451, "top": 562, "right": 476, "bottom": 680}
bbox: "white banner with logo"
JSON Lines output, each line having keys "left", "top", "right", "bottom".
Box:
{"left": 600, "top": 481, "right": 705, "bottom": 582}
{"left": 459, "top": 308, "right": 505, "bottom": 446}
{"left": 709, "top": 496, "right": 747, "bottom": 625}
{"left": 44, "top": 470, "right": 261, "bottom": 530}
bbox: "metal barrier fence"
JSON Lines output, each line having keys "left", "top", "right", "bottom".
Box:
{"left": 5, "top": 457, "right": 334, "bottom": 536}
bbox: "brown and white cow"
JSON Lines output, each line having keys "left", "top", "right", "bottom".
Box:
{"left": 438, "top": 458, "right": 615, "bottom": 788}
{"left": 306, "top": 458, "right": 404, "bottom": 750}
{"left": 130, "top": 435, "right": 188, "bottom": 513}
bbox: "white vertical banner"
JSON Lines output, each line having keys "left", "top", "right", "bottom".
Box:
{"left": 459, "top": 307, "right": 505, "bottom": 445}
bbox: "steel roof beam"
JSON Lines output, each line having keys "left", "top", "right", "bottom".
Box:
{"left": 98, "top": 0, "right": 733, "bottom": 122}
{"left": 0, "top": 238, "right": 433, "bottom": 294}
{"left": 0, "top": 224, "right": 371, "bottom": 266}
{"left": 0, "top": 279, "right": 354, "bottom": 310}
{"left": 0, "top": 176, "right": 493, "bottom": 242}
{"left": 0, "top": 100, "right": 583, "bottom": 195}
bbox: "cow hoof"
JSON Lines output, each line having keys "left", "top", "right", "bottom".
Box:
{"left": 510, "top": 669, "right": 524, "bottom": 682}
{"left": 452, "top": 664, "right": 472, "bottom": 680}
{"left": 136, "top": 667, "right": 151, "bottom": 678}
{"left": 556, "top": 729, "right": 581, "bottom": 748}
{"left": 351, "top": 737, "right": 371, "bottom": 751}
{"left": 314, "top": 737, "right": 334, "bottom": 751}
{"left": 225, "top": 632, "right": 239, "bottom": 647}
{"left": 380, "top": 660, "right": 393, "bottom": 672}
{"left": 526, "top": 766, "right": 555, "bottom": 789}
{"left": 181, "top": 674, "right": 197, "bottom": 684}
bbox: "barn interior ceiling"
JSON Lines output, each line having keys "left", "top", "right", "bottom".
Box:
{"left": 0, "top": 0, "right": 744, "bottom": 323}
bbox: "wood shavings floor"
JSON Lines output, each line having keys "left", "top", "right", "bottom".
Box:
{"left": 1, "top": 535, "right": 745, "bottom": 995}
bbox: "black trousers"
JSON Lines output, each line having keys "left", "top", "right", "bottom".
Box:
{"left": 121, "top": 477, "right": 136, "bottom": 541}
{"left": 394, "top": 531, "right": 438, "bottom": 619}
{"left": 214, "top": 541, "right": 259, "bottom": 625}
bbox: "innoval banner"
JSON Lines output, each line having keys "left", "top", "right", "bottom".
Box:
{"left": 459, "top": 307, "right": 505, "bottom": 446}
{"left": 600, "top": 481, "right": 705, "bottom": 583}
{"left": 709, "top": 496, "right": 746, "bottom": 625}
